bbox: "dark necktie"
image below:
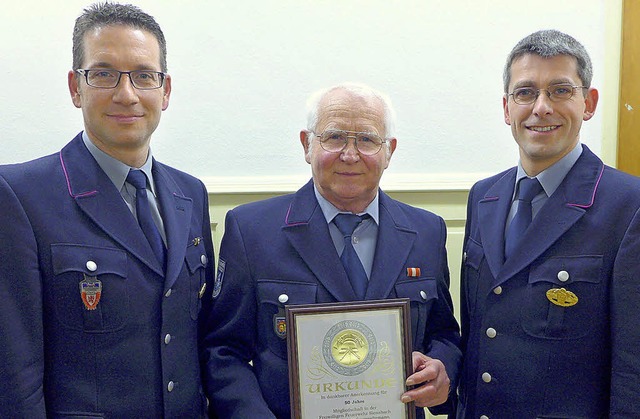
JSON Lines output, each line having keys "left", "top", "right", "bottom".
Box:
{"left": 505, "top": 177, "right": 543, "bottom": 259}
{"left": 334, "top": 213, "right": 369, "bottom": 300}
{"left": 126, "top": 169, "right": 166, "bottom": 268}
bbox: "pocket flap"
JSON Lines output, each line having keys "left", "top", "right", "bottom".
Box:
{"left": 464, "top": 238, "right": 484, "bottom": 270}
{"left": 185, "top": 244, "right": 208, "bottom": 274}
{"left": 529, "top": 255, "right": 603, "bottom": 285}
{"left": 395, "top": 278, "right": 438, "bottom": 302}
{"left": 257, "top": 280, "right": 317, "bottom": 305}
{"left": 51, "top": 244, "right": 127, "bottom": 277}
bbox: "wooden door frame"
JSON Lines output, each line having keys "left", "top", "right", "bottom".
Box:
{"left": 617, "top": 0, "right": 640, "bottom": 176}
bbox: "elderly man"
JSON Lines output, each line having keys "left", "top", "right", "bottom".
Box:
{"left": 458, "top": 29, "right": 640, "bottom": 418}
{"left": 0, "top": 3, "right": 213, "bottom": 417}
{"left": 202, "top": 83, "right": 461, "bottom": 418}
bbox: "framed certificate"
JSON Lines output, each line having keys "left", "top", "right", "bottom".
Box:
{"left": 286, "top": 298, "right": 415, "bottom": 419}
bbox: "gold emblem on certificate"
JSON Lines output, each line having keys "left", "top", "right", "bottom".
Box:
{"left": 286, "top": 299, "right": 414, "bottom": 419}
{"left": 324, "top": 320, "right": 376, "bottom": 375}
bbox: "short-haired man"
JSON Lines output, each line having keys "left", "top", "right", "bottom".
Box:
{"left": 202, "top": 83, "right": 461, "bottom": 418}
{"left": 0, "top": 3, "right": 213, "bottom": 417}
{"left": 458, "top": 29, "right": 640, "bottom": 417}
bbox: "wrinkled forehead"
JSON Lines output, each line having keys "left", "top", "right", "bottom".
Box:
{"left": 316, "top": 89, "right": 386, "bottom": 133}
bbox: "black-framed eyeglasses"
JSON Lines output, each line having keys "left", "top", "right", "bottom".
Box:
{"left": 508, "top": 83, "right": 587, "bottom": 105}
{"left": 75, "top": 69, "right": 166, "bottom": 90}
{"left": 313, "top": 129, "right": 387, "bottom": 156}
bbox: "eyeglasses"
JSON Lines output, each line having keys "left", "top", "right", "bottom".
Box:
{"left": 508, "top": 83, "right": 587, "bottom": 105}
{"left": 313, "top": 130, "right": 386, "bottom": 156}
{"left": 75, "top": 69, "right": 166, "bottom": 90}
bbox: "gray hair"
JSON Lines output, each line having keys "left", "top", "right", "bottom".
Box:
{"left": 72, "top": 2, "right": 167, "bottom": 72}
{"left": 503, "top": 29, "right": 592, "bottom": 92}
{"left": 304, "top": 82, "right": 397, "bottom": 139}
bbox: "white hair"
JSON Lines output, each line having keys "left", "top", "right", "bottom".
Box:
{"left": 304, "top": 82, "right": 396, "bottom": 138}
{"left": 303, "top": 82, "right": 396, "bottom": 158}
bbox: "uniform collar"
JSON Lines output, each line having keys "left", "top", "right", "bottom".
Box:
{"left": 514, "top": 142, "right": 583, "bottom": 199}
{"left": 82, "top": 131, "right": 157, "bottom": 195}
{"left": 313, "top": 183, "right": 380, "bottom": 225}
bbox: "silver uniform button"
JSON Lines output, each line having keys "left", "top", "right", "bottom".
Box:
{"left": 167, "top": 381, "right": 174, "bottom": 392}
{"left": 486, "top": 328, "right": 497, "bottom": 338}
{"left": 482, "top": 372, "right": 492, "bottom": 383}
{"left": 165, "top": 289, "right": 172, "bottom": 298}
{"left": 164, "top": 334, "right": 171, "bottom": 345}
{"left": 463, "top": 251, "right": 467, "bottom": 262}
{"left": 493, "top": 286, "right": 503, "bottom": 295}
{"left": 278, "top": 294, "right": 289, "bottom": 304}
{"left": 200, "top": 254, "right": 208, "bottom": 265}
{"left": 557, "top": 270, "right": 570, "bottom": 282}
{"left": 86, "top": 260, "right": 97, "bottom": 272}
{"left": 420, "top": 291, "right": 428, "bottom": 300}
{"left": 480, "top": 416, "right": 489, "bottom": 419}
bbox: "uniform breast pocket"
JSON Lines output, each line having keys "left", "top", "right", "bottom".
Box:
{"left": 50, "top": 243, "right": 128, "bottom": 333}
{"left": 256, "top": 279, "right": 317, "bottom": 359}
{"left": 521, "top": 255, "right": 604, "bottom": 340}
{"left": 185, "top": 239, "right": 208, "bottom": 320}
{"left": 395, "top": 279, "right": 438, "bottom": 349}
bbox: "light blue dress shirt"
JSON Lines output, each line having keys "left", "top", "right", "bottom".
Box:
{"left": 506, "top": 142, "right": 583, "bottom": 236}
{"left": 313, "top": 184, "right": 379, "bottom": 280}
{"left": 82, "top": 132, "right": 166, "bottom": 243}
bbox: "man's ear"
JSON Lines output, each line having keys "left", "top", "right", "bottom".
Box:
{"left": 383, "top": 137, "right": 397, "bottom": 169}
{"left": 162, "top": 74, "right": 172, "bottom": 111}
{"left": 503, "top": 94, "right": 511, "bottom": 125}
{"left": 583, "top": 87, "right": 598, "bottom": 121}
{"left": 68, "top": 70, "right": 82, "bottom": 108}
{"left": 300, "top": 130, "right": 312, "bottom": 164}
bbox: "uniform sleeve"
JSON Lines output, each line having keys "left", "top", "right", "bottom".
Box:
{"left": 425, "top": 216, "right": 462, "bottom": 416}
{"left": 200, "top": 210, "right": 276, "bottom": 418}
{"left": 610, "top": 206, "right": 640, "bottom": 416}
{"left": 0, "top": 175, "right": 46, "bottom": 417}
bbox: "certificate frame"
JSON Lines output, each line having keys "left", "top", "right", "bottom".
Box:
{"left": 286, "top": 298, "right": 415, "bottom": 419}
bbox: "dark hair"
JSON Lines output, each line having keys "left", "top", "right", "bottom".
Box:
{"left": 72, "top": 2, "right": 167, "bottom": 72}
{"left": 503, "top": 29, "right": 592, "bottom": 92}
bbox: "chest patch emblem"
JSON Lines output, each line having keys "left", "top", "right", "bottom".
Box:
{"left": 274, "top": 315, "right": 287, "bottom": 339}
{"left": 546, "top": 287, "right": 578, "bottom": 307}
{"left": 80, "top": 276, "right": 102, "bottom": 310}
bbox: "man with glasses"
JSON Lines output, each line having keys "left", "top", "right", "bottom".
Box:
{"left": 458, "top": 29, "right": 640, "bottom": 417}
{"left": 0, "top": 3, "right": 213, "bottom": 417}
{"left": 201, "top": 82, "right": 461, "bottom": 418}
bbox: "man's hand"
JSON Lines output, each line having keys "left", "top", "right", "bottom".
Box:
{"left": 400, "top": 351, "right": 450, "bottom": 408}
